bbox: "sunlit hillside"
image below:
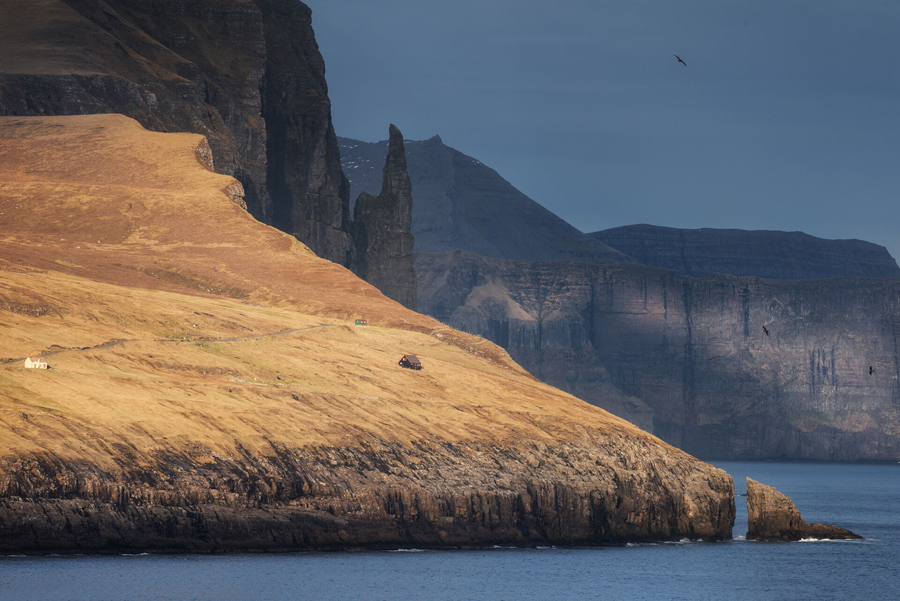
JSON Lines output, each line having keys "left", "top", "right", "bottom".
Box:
{"left": 0, "top": 115, "right": 733, "bottom": 550}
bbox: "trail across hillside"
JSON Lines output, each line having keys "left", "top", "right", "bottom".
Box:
{"left": 1, "top": 324, "right": 332, "bottom": 366}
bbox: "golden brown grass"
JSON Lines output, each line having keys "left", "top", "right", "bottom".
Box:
{"left": 0, "top": 114, "right": 684, "bottom": 474}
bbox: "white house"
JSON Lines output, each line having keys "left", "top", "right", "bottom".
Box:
{"left": 24, "top": 356, "right": 48, "bottom": 369}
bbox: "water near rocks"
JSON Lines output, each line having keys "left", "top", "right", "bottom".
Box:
{"left": 1, "top": 462, "right": 897, "bottom": 601}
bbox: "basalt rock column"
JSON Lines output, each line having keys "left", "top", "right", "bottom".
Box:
{"left": 354, "top": 124, "right": 417, "bottom": 310}
{"left": 745, "top": 478, "right": 863, "bottom": 541}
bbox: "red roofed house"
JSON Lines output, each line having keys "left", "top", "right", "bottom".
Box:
{"left": 398, "top": 354, "right": 422, "bottom": 370}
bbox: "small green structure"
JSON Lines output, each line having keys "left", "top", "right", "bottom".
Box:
{"left": 355, "top": 319, "right": 367, "bottom": 326}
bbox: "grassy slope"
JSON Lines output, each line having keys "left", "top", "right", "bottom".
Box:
{"left": 0, "top": 114, "right": 677, "bottom": 473}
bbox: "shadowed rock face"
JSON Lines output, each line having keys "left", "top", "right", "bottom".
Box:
{"left": 416, "top": 251, "right": 900, "bottom": 461}
{"left": 338, "top": 134, "right": 629, "bottom": 264}
{"left": 258, "top": 0, "right": 354, "bottom": 267}
{"left": 0, "top": 0, "right": 355, "bottom": 266}
{"left": 0, "top": 439, "right": 735, "bottom": 553}
{"left": 353, "top": 125, "right": 417, "bottom": 310}
{"left": 745, "top": 478, "right": 862, "bottom": 541}
{"left": 592, "top": 224, "right": 900, "bottom": 280}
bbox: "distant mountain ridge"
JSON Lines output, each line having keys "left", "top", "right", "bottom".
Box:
{"left": 338, "top": 135, "right": 629, "bottom": 263}
{"left": 592, "top": 224, "right": 900, "bottom": 280}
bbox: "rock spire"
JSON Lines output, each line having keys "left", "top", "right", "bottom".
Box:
{"left": 353, "top": 124, "right": 417, "bottom": 310}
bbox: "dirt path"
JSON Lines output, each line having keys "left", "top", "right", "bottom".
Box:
{"left": 1, "top": 324, "right": 331, "bottom": 365}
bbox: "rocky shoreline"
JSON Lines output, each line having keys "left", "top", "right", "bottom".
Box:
{"left": 0, "top": 438, "right": 735, "bottom": 554}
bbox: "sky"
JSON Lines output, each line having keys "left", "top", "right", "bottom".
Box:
{"left": 308, "top": 0, "right": 900, "bottom": 260}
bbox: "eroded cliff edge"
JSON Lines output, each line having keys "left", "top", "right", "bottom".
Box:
{"left": 745, "top": 478, "right": 862, "bottom": 541}
{"left": 0, "top": 114, "right": 734, "bottom": 552}
{"left": 416, "top": 251, "right": 900, "bottom": 461}
{"left": 0, "top": 435, "right": 735, "bottom": 553}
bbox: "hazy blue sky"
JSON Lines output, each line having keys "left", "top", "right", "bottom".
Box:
{"left": 309, "top": 1, "right": 900, "bottom": 259}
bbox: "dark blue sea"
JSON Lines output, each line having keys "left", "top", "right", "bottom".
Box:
{"left": 1, "top": 461, "right": 898, "bottom": 600}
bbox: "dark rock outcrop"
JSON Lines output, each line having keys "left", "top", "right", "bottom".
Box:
{"left": 0, "top": 438, "right": 735, "bottom": 553}
{"left": 0, "top": 0, "right": 356, "bottom": 266}
{"left": 745, "top": 478, "right": 862, "bottom": 541}
{"left": 592, "top": 224, "right": 900, "bottom": 280}
{"left": 416, "top": 251, "right": 900, "bottom": 461}
{"left": 258, "top": 0, "right": 354, "bottom": 267}
{"left": 353, "top": 125, "right": 417, "bottom": 310}
{"left": 339, "top": 134, "right": 630, "bottom": 264}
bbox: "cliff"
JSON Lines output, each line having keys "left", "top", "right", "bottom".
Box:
{"left": 591, "top": 224, "right": 900, "bottom": 280}
{"left": 745, "top": 479, "right": 862, "bottom": 541}
{"left": 338, "top": 134, "right": 629, "bottom": 264}
{"left": 0, "top": 114, "right": 734, "bottom": 552}
{"left": 0, "top": 0, "right": 356, "bottom": 267}
{"left": 353, "top": 125, "right": 417, "bottom": 310}
{"left": 415, "top": 251, "right": 900, "bottom": 461}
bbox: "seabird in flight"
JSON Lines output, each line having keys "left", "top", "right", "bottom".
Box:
{"left": 869, "top": 366, "right": 874, "bottom": 375}
{"left": 762, "top": 326, "right": 769, "bottom": 336}
{"left": 674, "top": 54, "right": 687, "bottom": 66}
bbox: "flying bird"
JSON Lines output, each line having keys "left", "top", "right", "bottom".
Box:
{"left": 674, "top": 54, "right": 687, "bottom": 66}
{"left": 869, "top": 366, "right": 874, "bottom": 375}
{"left": 762, "top": 326, "right": 769, "bottom": 336}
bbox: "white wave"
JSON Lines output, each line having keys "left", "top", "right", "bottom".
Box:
{"left": 388, "top": 548, "right": 425, "bottom": 553}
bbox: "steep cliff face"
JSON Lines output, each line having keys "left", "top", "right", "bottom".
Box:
{"left": 0, "top": 432, "right": 736, "bottom": 553}
{"left": 592, "top": 224, "right": 900, "bottom": 280}
{"left": 258, "top": 0, "right": 354, "bottom": 267}
{"left": 745, "top": 479, "right": 862, "bottom": 541}
{"left": 416, "top": 251, "right": 900, "bottom": 461}
{"left": 0, "top": 0, "right": 269, "bottom": 219}
{"left": 353, "top": 125, "right": 417, "bottom": 310}
{"left": 0, "top": 115, "right": 735, "bottom": 552}
{"left": 0, "top": 0, "right": 355, "bottom": 266}
{"left": 338, "top": 134, "right": 630, "bottom": 264}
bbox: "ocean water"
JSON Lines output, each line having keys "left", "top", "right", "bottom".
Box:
{"left": 1, "top": 461, "right": 897, "bottom": 601}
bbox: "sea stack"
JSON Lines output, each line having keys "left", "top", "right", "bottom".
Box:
{"left": 353, "top": 124, "right": 417, "bottom": 310}
{"left": 745, "top": 478, "right": 863, "bottom": 541}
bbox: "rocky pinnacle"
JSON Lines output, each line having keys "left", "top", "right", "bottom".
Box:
{"left": 353, "top": 124, "right": 417, "bottom": 310}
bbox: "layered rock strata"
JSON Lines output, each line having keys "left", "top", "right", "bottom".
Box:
{"left": 745, "top": 478, "right": 862, "bottom": 541}
{"left": 0, "top": 437, "right": 735, "bottom": 553}
{"left": 592, "top": 224, "right": 900, "bottom": 280}
{"left": 353, "top": 125, "right": 417, "bottom": 310}
{"left": 415, "top": 251, "right": 900, "bottom": 461}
